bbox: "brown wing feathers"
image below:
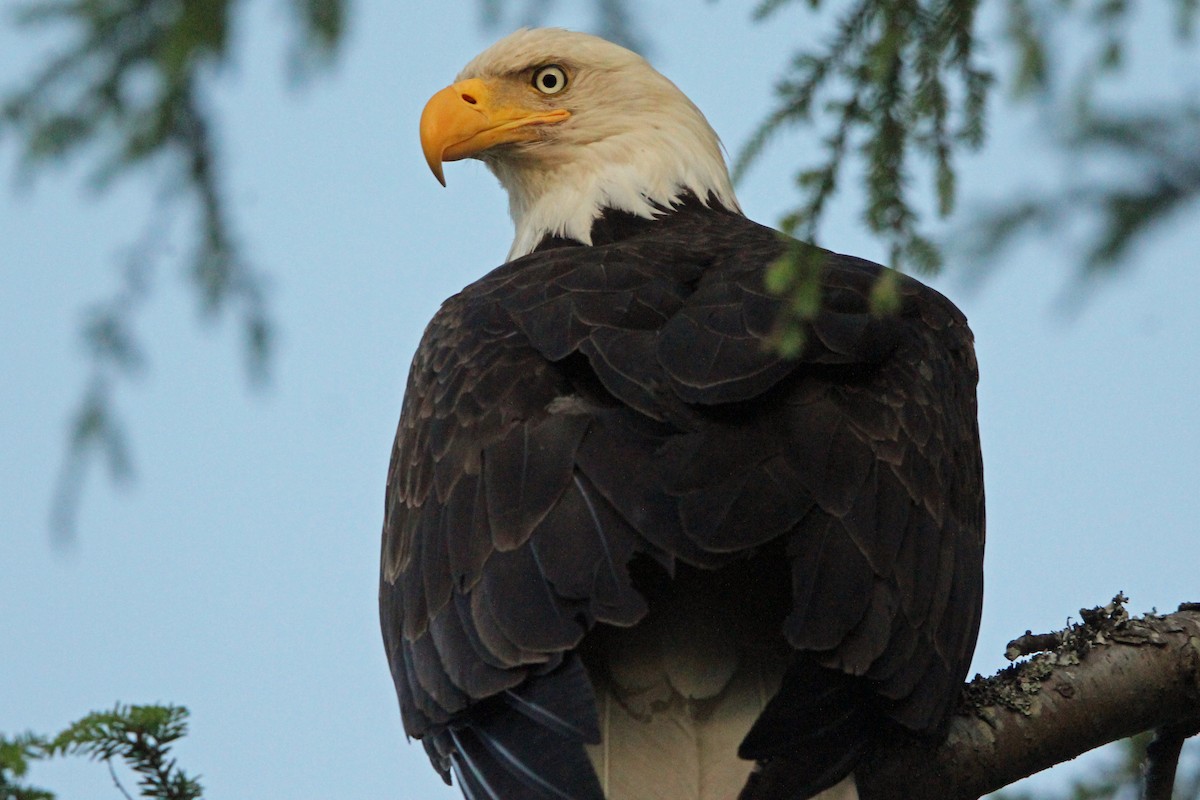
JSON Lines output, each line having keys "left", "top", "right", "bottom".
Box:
{"left": 379, "top": 199, "right": 984, "bottom": 799}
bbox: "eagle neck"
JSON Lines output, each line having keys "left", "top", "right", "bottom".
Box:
{"left": 490, "top": 120, "right": 741, "bottom": 261}
{"left": 529, "top": 192, "right": 741, "bottom": 254}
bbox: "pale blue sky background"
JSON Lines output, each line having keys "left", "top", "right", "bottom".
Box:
{"left": 2, "top": 3, "right": 1197, "bottom": 799}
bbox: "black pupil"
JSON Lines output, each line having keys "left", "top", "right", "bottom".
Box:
{"left": 541, "top": 72, "right": 558, "bottom": 89}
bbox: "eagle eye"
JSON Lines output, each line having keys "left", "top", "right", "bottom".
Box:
{"left": 532, "top": 65, "right": 568, "bottom": 95}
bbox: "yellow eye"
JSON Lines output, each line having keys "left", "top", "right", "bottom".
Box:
{"left": 532, "top": 65, "right": 568, "bottom": 95}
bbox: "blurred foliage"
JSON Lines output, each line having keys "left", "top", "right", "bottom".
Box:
{"left": 966, "top": 0, "right": 1200, "bottom": 291}
{"left": 966, "top": 103, "right": 1200, "bottom": 290}
{"left": 736, "top": 0, "right": 990, "bottom": 276}
{"left": 0, "top": 0, "right": 346, "bottom": 538}
{"left": 728, "top": 0, "right": 991, "bottom": 353}
{"left": 732, "top": 0, "right": 1197, "bottom": 351}
{"left": 1, "top": 705, "right": 201, "bottom": 800}
{"left": 1, "top": 733, "right": 54, "bottom": 800}
{"left": 732, "top": 0, "right": 1198, "bottom": 275}
{"left": 479, "top": 0, "right": 646, "bottom": 53}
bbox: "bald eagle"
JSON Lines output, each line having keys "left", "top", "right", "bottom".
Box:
{"left": 380, "top": 28, "right": 984, "bottom": 800}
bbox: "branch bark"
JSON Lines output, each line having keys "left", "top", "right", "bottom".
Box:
{"left": 855, "top": 600, "right": 1200, "bottom": 800}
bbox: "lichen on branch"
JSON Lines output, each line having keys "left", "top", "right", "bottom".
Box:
{"left": 856, "top": 596, "right": 1200, "bottom": 800}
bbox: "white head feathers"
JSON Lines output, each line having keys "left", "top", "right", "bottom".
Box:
{"left": 455, "top": 28, "right": 742, "bottom": 260}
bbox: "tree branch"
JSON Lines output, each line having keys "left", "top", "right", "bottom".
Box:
{"left": 1143, "top": 723, "right": 1187, "bottom": 800}
{"left": 856, "top": 600, "right": 1200, "bottom": 799}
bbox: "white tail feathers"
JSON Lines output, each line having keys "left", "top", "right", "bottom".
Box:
{"left": 586, "top": 656, "right": 777, "bottom": 799}
{"left": 585, "top": 671, "right": 860, "bottom": 800}
{"left": 814, "top": 776, "right": 859, "bottom": 800}
{"left": 584, "top": 590, "right": 826, "bottom": 800}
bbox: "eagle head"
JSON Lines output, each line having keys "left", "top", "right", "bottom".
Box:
{"left": 419, "top": 27, "right": 741, "bottom": 259}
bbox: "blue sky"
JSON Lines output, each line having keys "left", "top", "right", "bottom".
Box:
{"left": 2, "top": 3, "right": 1197, "bottom": 799}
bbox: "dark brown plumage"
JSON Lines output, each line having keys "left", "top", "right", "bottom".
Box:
{"left": 379, "top": 196, "right": 984, "bottom": 800}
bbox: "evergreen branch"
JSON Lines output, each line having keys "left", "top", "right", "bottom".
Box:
{"left": 478, "top": 0, "right": 645, "bottom": 53}
{"left": 752, "top": 0, "right": 795, "bottom": 21}
{"left": 1085, "top": 178, "right": 1190, "bottom": 270}
{"left": 593, "top": 0, "right": 647, "bottom": 54}
{"left": 999, "top": 0, "right": 1193, "bottom": 110}
{"left": 287, "top": 0, "right": 345, "bottom": 77}
{"left": 48, "top": 213, "right": 164, "bottom": 540}
{"left": 0, "top": 734, "right": 55, "bottom": 800}
{"left": 738, "top": 0, "right": 991, "bottom": 315}
{"left": 107, "top": 759, "right": 136, "bottom": 800}
{"left": 740, "top": 0, "right": 988, "bottom": 336}
{"left": 1004, "top": 0, "right": 1048, "bottom": 97}
{"left": 1, "top": 0, "right": 340, "bottom": 539}
{"left": 175, "top": 86, "right": 274, "bottom": 381}
{"left": 962, "top": 104, "right": 1200, "bottom": 282}
{"left": 46, "top": 705, "right": 202, "bottom": 800}
{"left": 733, "top": 0, "right": 875, "bottom": 184}
{"left": 1178, "top": 0, "right": 1200, "bottom": 39}
{"left": 2, "top": 705, "right": 203, "bottom": 800}
{"left": 748, "top": 0, "right": 1193, "bottom": 316}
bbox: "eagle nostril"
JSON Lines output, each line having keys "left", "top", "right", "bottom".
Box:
{"left": 462, "top": 93, "right": 477, "bottom": 105}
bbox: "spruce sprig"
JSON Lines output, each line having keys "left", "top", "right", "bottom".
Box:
{"left": 1, "top": 705, "right": 203, "bottom": 800}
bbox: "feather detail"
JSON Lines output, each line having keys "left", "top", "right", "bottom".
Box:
{"left": 444, "top": 657, "right": 606, "bottom": 800}
{"left": 383, "top": 120, "right": 984, "bottom": 799}
{"left": 811, "top": 777, "right": 860, "bottom": 800}
{"left": 581, "top": 591, "right": 788, "bottom": 800}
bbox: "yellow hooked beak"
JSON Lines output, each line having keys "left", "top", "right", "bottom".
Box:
{"left": 419, "top": 78, "right": 571, "bottom": 186}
